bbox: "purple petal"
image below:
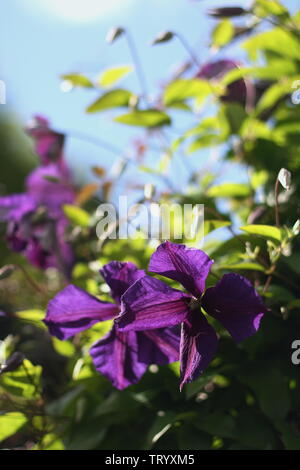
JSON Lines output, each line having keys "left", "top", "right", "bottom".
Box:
{"left": 180, "top": 309, "right": 218, "bottom": 390}
{"left": 44, "top": 285, "right": 119, "bottom": 340}
{"left": 0, "top": 194, "right": 36, "bottom": 221}
{"left": 137, "top": 326, "right": 180, "bottom": 365}
{"left": 100, "top": 261, "right": 145, "bottom": 303}
{"left": 90, "top": 326, "right": 147, "bottom": 390}
{"left": 149, "top": 241, "right": 213, "bottom": 298}
{"left": 26, "top": 164, "right": 75, "bottom": 212}
{"left": 116, "top": 275, "right": 190, "bottom": 331}
{"left": 196, "top": 59, "right": 251, "bottom": 105}
{"left": 202, "top": 273, "right": 266, "bottom": 343}
{"left": 26, "top": 115, "right": 65, "bottom": 165}
{"left": 50, "top": 217, "right": 74, "bottom": 277}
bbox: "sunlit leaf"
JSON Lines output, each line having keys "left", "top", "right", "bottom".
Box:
{"left": 254, "top": 0, "right": 289, "bottom": 17}
{"left": 114, "top": 109, "right": 171, "bottom": 127}
{"left": 86, "top": 89, "right": 135, "bottom": 113}
{"left": 63, "top": 205, "right": 90, "bottom": 228}
{"left": 212, "top": 19, "right": 234, "bottom": 48}
{"left": 15, "top": 309, "right": 46, "bottom": 330}
{"left": 207, "top": 183, "right": 251, "bottom": 198}
{"left": 0, "top": 413, "right": 28, "bottom": 443}
{"left": 204, "top": 220, "right": 231, "bottom": 236}
{"left": 240, "top": 224, "right": 282, "bottom": 243}
{"left": 164, "top": 79, "right": 212, "bottom": 106}
{"left": 61, "top": 74, "right": 94, "bottom": 88}
{"left": 0, "top": 359, "right": 42, "bottom": 399}
{"left": 218, "top": 262, "right": 266, "bottom": 272}
{"left": 52, "top": 337, "right": 76, "bottom": 358}
{"left": 98, "top": 65, "right": 133, "bottom": 88}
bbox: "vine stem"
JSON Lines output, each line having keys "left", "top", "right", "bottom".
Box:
{"left": 174, "top": 32, "right": 201, "bottom": 68}
{"left": 125, "top": 30, "right": 149, "bottom": 103}
{"left": 14, "top": 264, "right": 47, "bottom": 296}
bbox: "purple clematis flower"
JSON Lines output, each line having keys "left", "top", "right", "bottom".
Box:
{"left": 26, "top": 115, "right": 65, "bottom": 166}
{"left": 0, "top": 116, "right": 75, "bottom": 275}
{"left": 196, "top": 59, "right": 255, "bottom": 108}
{"left": 44, "top": 261, "right": 181, "bottom": 390}
{"left": 116, "top": 241, "right": 267, "bottom": 390}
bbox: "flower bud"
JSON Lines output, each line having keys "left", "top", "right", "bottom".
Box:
{"left": 0, "top": 352, "right": 25, "bottom": 375}
{"left": 207, "top": 7, "right": 249, "bottom": 18}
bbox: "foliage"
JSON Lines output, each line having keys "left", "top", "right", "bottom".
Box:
{"left": 1, "top": 0, "right": 300, "bottom": 450}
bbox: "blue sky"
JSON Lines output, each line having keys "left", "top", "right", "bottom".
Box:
{"left": 0, "top": 0, "right": 297, "bottom": 191}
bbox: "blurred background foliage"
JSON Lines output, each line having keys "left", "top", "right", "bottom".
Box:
{"left": 1, "top": 0, "right": 300, "bottom": 450}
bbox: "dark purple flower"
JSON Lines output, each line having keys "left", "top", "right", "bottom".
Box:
{"left": 44, "top": 261, "right": 180, "bottom": 390}
{"left": 196, "top": 59, "right": 255, "bottom": 108}
{"left": 116, "top": 241, "right": 267, "bottom": 389}
{"left": 0, "top": 116, "right": 75, "bottom": 274}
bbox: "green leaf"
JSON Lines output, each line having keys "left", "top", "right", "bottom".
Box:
{"left": 32, "top": 433, "right": 65, "bottom": 450}
{"left": 222, "top": 63, "right": 298, "bottom": 86}
{"left": 207, "top": 183, "right": 251, "bottom": 198}
{"left": 164, "top": 79, "right": 212, "bottom": 106}
{"left": 185, "top": 374, "right": 216, "bottom": 399}
{"left": 256, "top": 80, "right": 296, "bottom": 115}
{"left": 63, "top": 204, "right": 90, "bottom": 228}
{"left": 16, "top": 309, "right": 45, "bottom": 322}
{"left": 16, "top": 309, "right": 46, "bottom": 330}
{"left": 243, "top": 28, "right": 299, "bottom": 61}
{"left": 86, "top": 89, "right": 135, "bottom": 113}
{"left": 52, "top": 337, "right": 76, "bottom": 358}
{"left": 61, "top": 74, "right": 94, "bottom": 88}
{"left": 239, "top": 364, "right": 291, "bottom": 422}
{"left": 0, "top": 412, "right": 28, "bottom": 443}
{"left": 240, "top": 224, "right": 282, "bottom": 243}
{"left": 0, "top": 359, "right": 42, "bottom": 399}
{"left": 98, "top": 65, "right": 133, "bottom": 88}
{"left": 223, "top": 103, "right": 247, "bottom": 134}
{"left": 251, "top": 170, "right": 268, "bottom": 189}
{"left": 254, "top": 0, "right": 289, "bottom": 17}
{"left": 212, "top": 19, "right": 234, "bottom": 48}
{"left": 218, "top": 262, "right": 266, "bottom": 272}
{"left": 195, "top": 411, "right": 236, "bottom": 439}
{"left": 177, "top": 424, "right": 211, "bottom": 450}
{"left": 114, "top": 109, "right": 171, "bottom": 127}
{"left": 204, "top": 220, "right": 231, "bottom": 236}
{"left": 188, "top": 134, "right": 221, "bottom": 153}
{"left": 235, "top": 410, "right": 277, "bottom": 449}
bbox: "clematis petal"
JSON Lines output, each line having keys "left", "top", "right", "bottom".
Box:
{"left": 101, "top": 261, "right": 145, "bottom": 303}
{"left": 149, "top": 241, "right": 213, "bottom": 297}
{"left": 137, "top": 326, "right": 180, "bottom": 365}
{"left": 90, "top": 326, "right": 147, "bottom": 390}
{"left": 116, "top": 275, "right": 190, "bottom": 331}
{"left": 26, "top": 115, "right": 65, "bottom": 165}
{"left": 0, "top": 194, "right": 36, "bottom": 222}
{"left": 26, "top": 164, "right": 75, "bottom": 212}
{"left": 180, "top": 309, "right": 218, "bottom": 390}
{"left": 196, "top": 59, "right": 252, "bottom": 106}
{"left": 202, "top": 273, "right": 266, "bottom": 342}
{"left": 44, "top": 285, "right": 119, "bottom": 340}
